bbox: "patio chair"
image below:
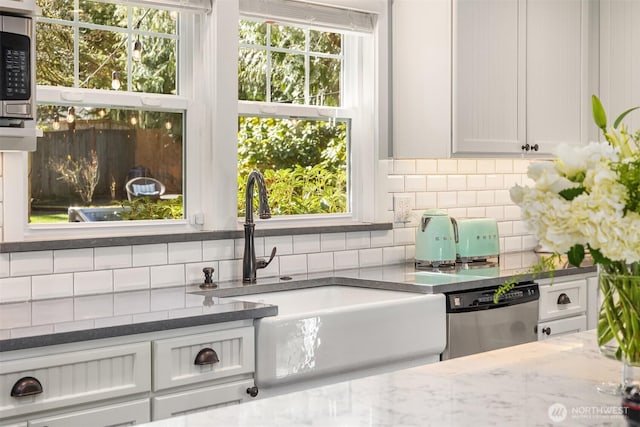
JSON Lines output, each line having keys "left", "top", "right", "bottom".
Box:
{"left": 125, "top": 177, "right": 166, "bottom": 202}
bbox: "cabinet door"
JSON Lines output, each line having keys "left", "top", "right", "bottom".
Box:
{"left": 453, "top": 0, "right": 524, "bottom": 154}
{"left": 28, "top": 399, "right": 150, "bottom": 427}
{"left": 600, "top": 0, "right": 640, "bottom": 133}
{"left": 537, "top": 315, "right": 587, "bottom": 340}
{"left": 392, "top": 0, "right": 451, "bottom": 158}
{"left": 526, "top": 0, "right": 598, "bottom": 153}
{"left": 538, "top": 278, "right": 587, "bottom": 322}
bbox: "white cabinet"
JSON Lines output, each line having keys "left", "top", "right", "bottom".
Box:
{"left": 0, "top": 321, "right": 257, "bottom": 426}
{"left": 537, "top": 273, "right": 597, "bottom": 341}
{"left": 392, "top": 0, "right": 451, "bottom": 159}
{"left": 452, "top": 0, "right": 599, "bottom": 155}
{"left": 600, "top": 0, "right": 640, "bottom": 132}
{"left": 0, "top": 0, "right": 36, "bottom": 15}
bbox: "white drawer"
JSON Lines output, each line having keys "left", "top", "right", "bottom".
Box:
{"left": 0, "top": 342, "right": 150, "bottom": 419}
{"left": 537, "top": 315, "right": 587, "bottom": 341}
{"left": 28, "top": 399, "right": 150, "bottom": 427}
{"left": 152, "top": 327, "right": 254, "bottom": 391}
{"left": 151, "top": 378, "right": 254, "bottom": 420}
{"left": 538, "top": 279, "right": 587, "bottom": 321}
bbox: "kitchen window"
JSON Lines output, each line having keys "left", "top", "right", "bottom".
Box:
{"left": 237, "top": 0, "right": 377, "bottom": 220}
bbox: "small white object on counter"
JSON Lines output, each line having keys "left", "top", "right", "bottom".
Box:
{"left": 139, "top": 330, "right": 625, "bottom": 427}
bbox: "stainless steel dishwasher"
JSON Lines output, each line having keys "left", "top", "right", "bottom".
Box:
{"left": 441, "top": 282, "right": 539, "bottom": 360}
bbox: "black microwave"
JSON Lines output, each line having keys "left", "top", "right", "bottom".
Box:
{"left": 0, "top": 13, "right": 33, "bottom": 120}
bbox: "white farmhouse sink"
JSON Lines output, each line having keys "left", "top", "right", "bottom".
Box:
{"left": 224, "top": 285, "right": 445, "bottom": 388}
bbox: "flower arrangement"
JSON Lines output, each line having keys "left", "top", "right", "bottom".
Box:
{"left": 507, "top": 95, "right": 640, "bottom": 365}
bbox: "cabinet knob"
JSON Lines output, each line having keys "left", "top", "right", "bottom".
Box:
{"left": 246, "top": 386, "right": 259, "bottom": 397}
{"left": 194, "top": 347, "right": 219, "bottom": 366}
{"left": 11, "top": 376, "right": 43, "bottom": 397}
{"left": 557, "top": 293, "right": 571, "bottom": 305}
{"left": 521, "top": 143, "right": 539, "bottom": 152}
{"left": 542, "top": 327, "right": 551, "bottom": 336}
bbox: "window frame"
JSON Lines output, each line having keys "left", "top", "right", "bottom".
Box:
{"left": 2, "top": 0, "right": 388, "bottom": 242}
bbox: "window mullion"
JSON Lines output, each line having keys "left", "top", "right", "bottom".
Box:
{"left": 74, "top": 0, "right": 80, "bottom": 87}
{"left": 266, "top": 23, "right": 272, "bottom": 103}
{"left": 304, "top": 29, "right": 309, "bottom": 105}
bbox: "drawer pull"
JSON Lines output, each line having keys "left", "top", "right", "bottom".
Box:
{"left": 11, "top": 376, "right": 43, "bottom": 397}
{"left": 557, "top": 293, "right": 571, "bottom": 305}
{"left": 194, "top": 348, "right": 219, "bottom": 366}
{"left": 246, "top": 386, "right": 259, "bottom": 397}
{"left": 542, "top": 327, "right": 551, "bottom": 335}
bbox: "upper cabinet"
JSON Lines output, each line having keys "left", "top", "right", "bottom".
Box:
{"left": 453, "top": 0, "right": 599, "bottom": 156}
{"left": 600, "top": 0, "right": 640, "bottom": 132}
{"left": 392, "top": 0, "right": 451, "bottom": 159}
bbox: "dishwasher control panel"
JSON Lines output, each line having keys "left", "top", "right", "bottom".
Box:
{"left": 446, "top": 282, "right": 539, "bottom": 312}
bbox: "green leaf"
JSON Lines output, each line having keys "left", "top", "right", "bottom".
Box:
{"left": 587, "top": 245, "right": 613, "bottom": 266}
{"left": 613, "top": 106, "right": 640, "bottom": 129}
{"left": 558, "top": 186, "right": 585, "bottom": 201}
{"left": 567, "top": 244, "right": 585, "bottom": 267}
{"left": 592, "top": 95, "right": 608, "bottom": 131}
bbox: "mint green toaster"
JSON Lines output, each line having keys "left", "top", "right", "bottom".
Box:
{"left": 454, "top": 218, "right": 500, "bottom": 262}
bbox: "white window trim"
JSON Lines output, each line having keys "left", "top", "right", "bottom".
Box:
{"left": 2, "top": 0, "right": 388, "bottom": 242}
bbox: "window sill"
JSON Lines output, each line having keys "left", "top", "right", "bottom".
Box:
{"left": 1, "top": 222, "right": 392, "bottom": 253}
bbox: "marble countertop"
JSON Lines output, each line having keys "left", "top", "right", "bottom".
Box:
{"left": 0, "top": 252, "right": 596, "bottom": 352}
{"left": 140, "top": 330, "right": 626, "bottom": 427}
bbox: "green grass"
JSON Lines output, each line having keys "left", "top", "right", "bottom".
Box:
{"left": 30, "top": 213, "right": 69, "bottom": 223}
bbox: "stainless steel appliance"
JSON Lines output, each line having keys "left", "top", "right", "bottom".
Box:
{"left": 0, "top": 13, "right": 33, "bottom": 120}
{"left": 441, "top": 281, "right": 539, "bottom": 360}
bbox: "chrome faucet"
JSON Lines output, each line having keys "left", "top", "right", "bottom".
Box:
{"left": 243, "top": 171, "right": 277, "bottom": 283}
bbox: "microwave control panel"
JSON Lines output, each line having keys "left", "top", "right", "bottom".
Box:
{"left": 0, "top": 14, "right": 33, "bottom": 119}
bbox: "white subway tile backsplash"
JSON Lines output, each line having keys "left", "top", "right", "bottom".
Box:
{"left": 307, "top": 252, "right": 334, "bottom": 273}
{"left": 457, "top": 191, "right": 477, "bottom": 207}
{"left": 321, "top": 233, "right": 346, "bottom": 252}
{"left": 218, "top": 259, "right": 242, "bottom": 281}
{"left": 393, "top": 159, "right": 416, "bottom": 174}
{"left": 280, "top": 254, "right": 308, "bottom": 275}
{"left": 94, "top": 246, "right": 132, "bottom": 270}
{"left": 466, "top": 175, "right": 486, "bottom": 190}
{"left": 74, "top": 270, "right": 113, "bottom": 296}
{"left": 151, "top": 287, "right": 185, "bottom": 311}
{"left": 495, "top": 189, "right": 512, "bottom": 204}
{"left": 0, "top": 302, "right": 31, "bottom": 329}
{"left": 512, "top": 220, "right": 529, "bottom": 235}
{"left": 485, "top": 174, "right": 504, "bottom": 189}
{"left": 11, "top": 251, "right": 53, "bottom": 277}
{"left": 447, "top": 175, "right": 467, "bottom": 191}
{"left": 504, "top": 236, "right": 523, "bottom": 252}
{"left": 504, "top": 205, "right": 521, "bottom": 220}
{"left": 405, "top": 245, "right": 415, "bottom": 260}
{"left": 495, "top": 159, "right": 514, "bottom": 173}
{"left": 11, "top": 325, "right": 54, "bottom": 339}
{"left": 447, "top": 207, "right": 467, "bottom": 218}
{"left": 31, "top": 298, "right": 73, "bottom": 325}
{"left": 393, "top": 228, "right": 414, "bottom": 245}
{"left": 513, "top": 159, "right": 530, "bottom": 173}
{"left": 416, "top": 159, "right": 438, "bottom": 174}
{"left": 168, "top": 241, "right": 202, "bottom": 264}
{"left": 457, "top": 159, "right": 477, "bottom": 174}
{"left": 476, "top": 191, "right": 495, "bottom": 206}
{"left": 405, "top": 175, "right": 426, "bottom": 192}
{"left": 485, "top": 206, "right": 505, "bottom": 220}
{"left": 383, "top": 246, "right": 406, "bottom": 264}
{"left": 152, "top": 264, "right": 186, "bottom": 288}
{"left": 359, "top": 248, "right": 383, "bottom": 267}
{"left": 370, "top": 230, "right": 393, "bottom": 248}
{"left": 387, "top": 175, "right": 405, "bottom": 192}
{"left": 0, "top": 253, "right": 9, "bottom": 278}
{"left": 504, "top": 173, "right": 522, "bottom": 187}
{"left": 32, "top": 273, "right": 73, "bottom": 300}
{"left": 293, "top": 234, "right": 321, "bottom": 254}
{"left": 113, "top": 267, "right": 150, "bottom": 292}
{"left": 235, "top": 237, "right": 264, "bottom": 258}
{"left": 477, "top": 159, "right": 496, "bottom": 173}
{"left": 333, "top": 250, "right": 359, "bottom": 270}
{"left": 74, "top": 294, "right": 114, "bottom": 320}
{"left": 466, "top": 207, "right": 486, "bottom": 217}
{"left": 415, "top": 192, "right": 437, "bottom": 209}
{"left": 115, "top": 290, "right": 151, "bottom": 315}
{"left": 437, "top": 191, "right": 457, "bottom": 208}
{"left": 426, "top": 175, "right": 447, "bottom": 191}
{"left": 94, "top": 315, "right": 133, "bottom": 328}
{"left": 523, "top": 235, "right": 539, "bottom": 250}
{"left": 498, "top": 221, "right": 513, "bottom": 236}
{"left": 203, "top": 239, "right": 235, "bottom": 261}
{"left": 54, "top": 319, "right": 96, "bottom": 333}
{"left": 0, "top": 277, "right": 31, "bottom": 303}
{"left": 265, "top": 236, "right": 293, "bottom": 255}
{"left": 54, "top": 248, "right": 94, "bottom": 273}
{"left": 133, "top": 244, "right": 168, "bottom": 267}
{"left": 437, "top": 159, "right": 458, "bottom": 173}
{"left": 346, "top": 231, "right": 371, "bottom": 250}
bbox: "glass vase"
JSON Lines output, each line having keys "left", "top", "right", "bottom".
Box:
{"left": 597, "top": 264, "right": 640, "bottom": 394}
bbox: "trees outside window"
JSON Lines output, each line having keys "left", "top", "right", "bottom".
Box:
{"left": 237, "top": 18, "right": 348, "bottom": 217}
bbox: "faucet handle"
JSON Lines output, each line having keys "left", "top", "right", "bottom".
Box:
{"left": 257, "top": 247, "right": 277, "bottom": 269}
